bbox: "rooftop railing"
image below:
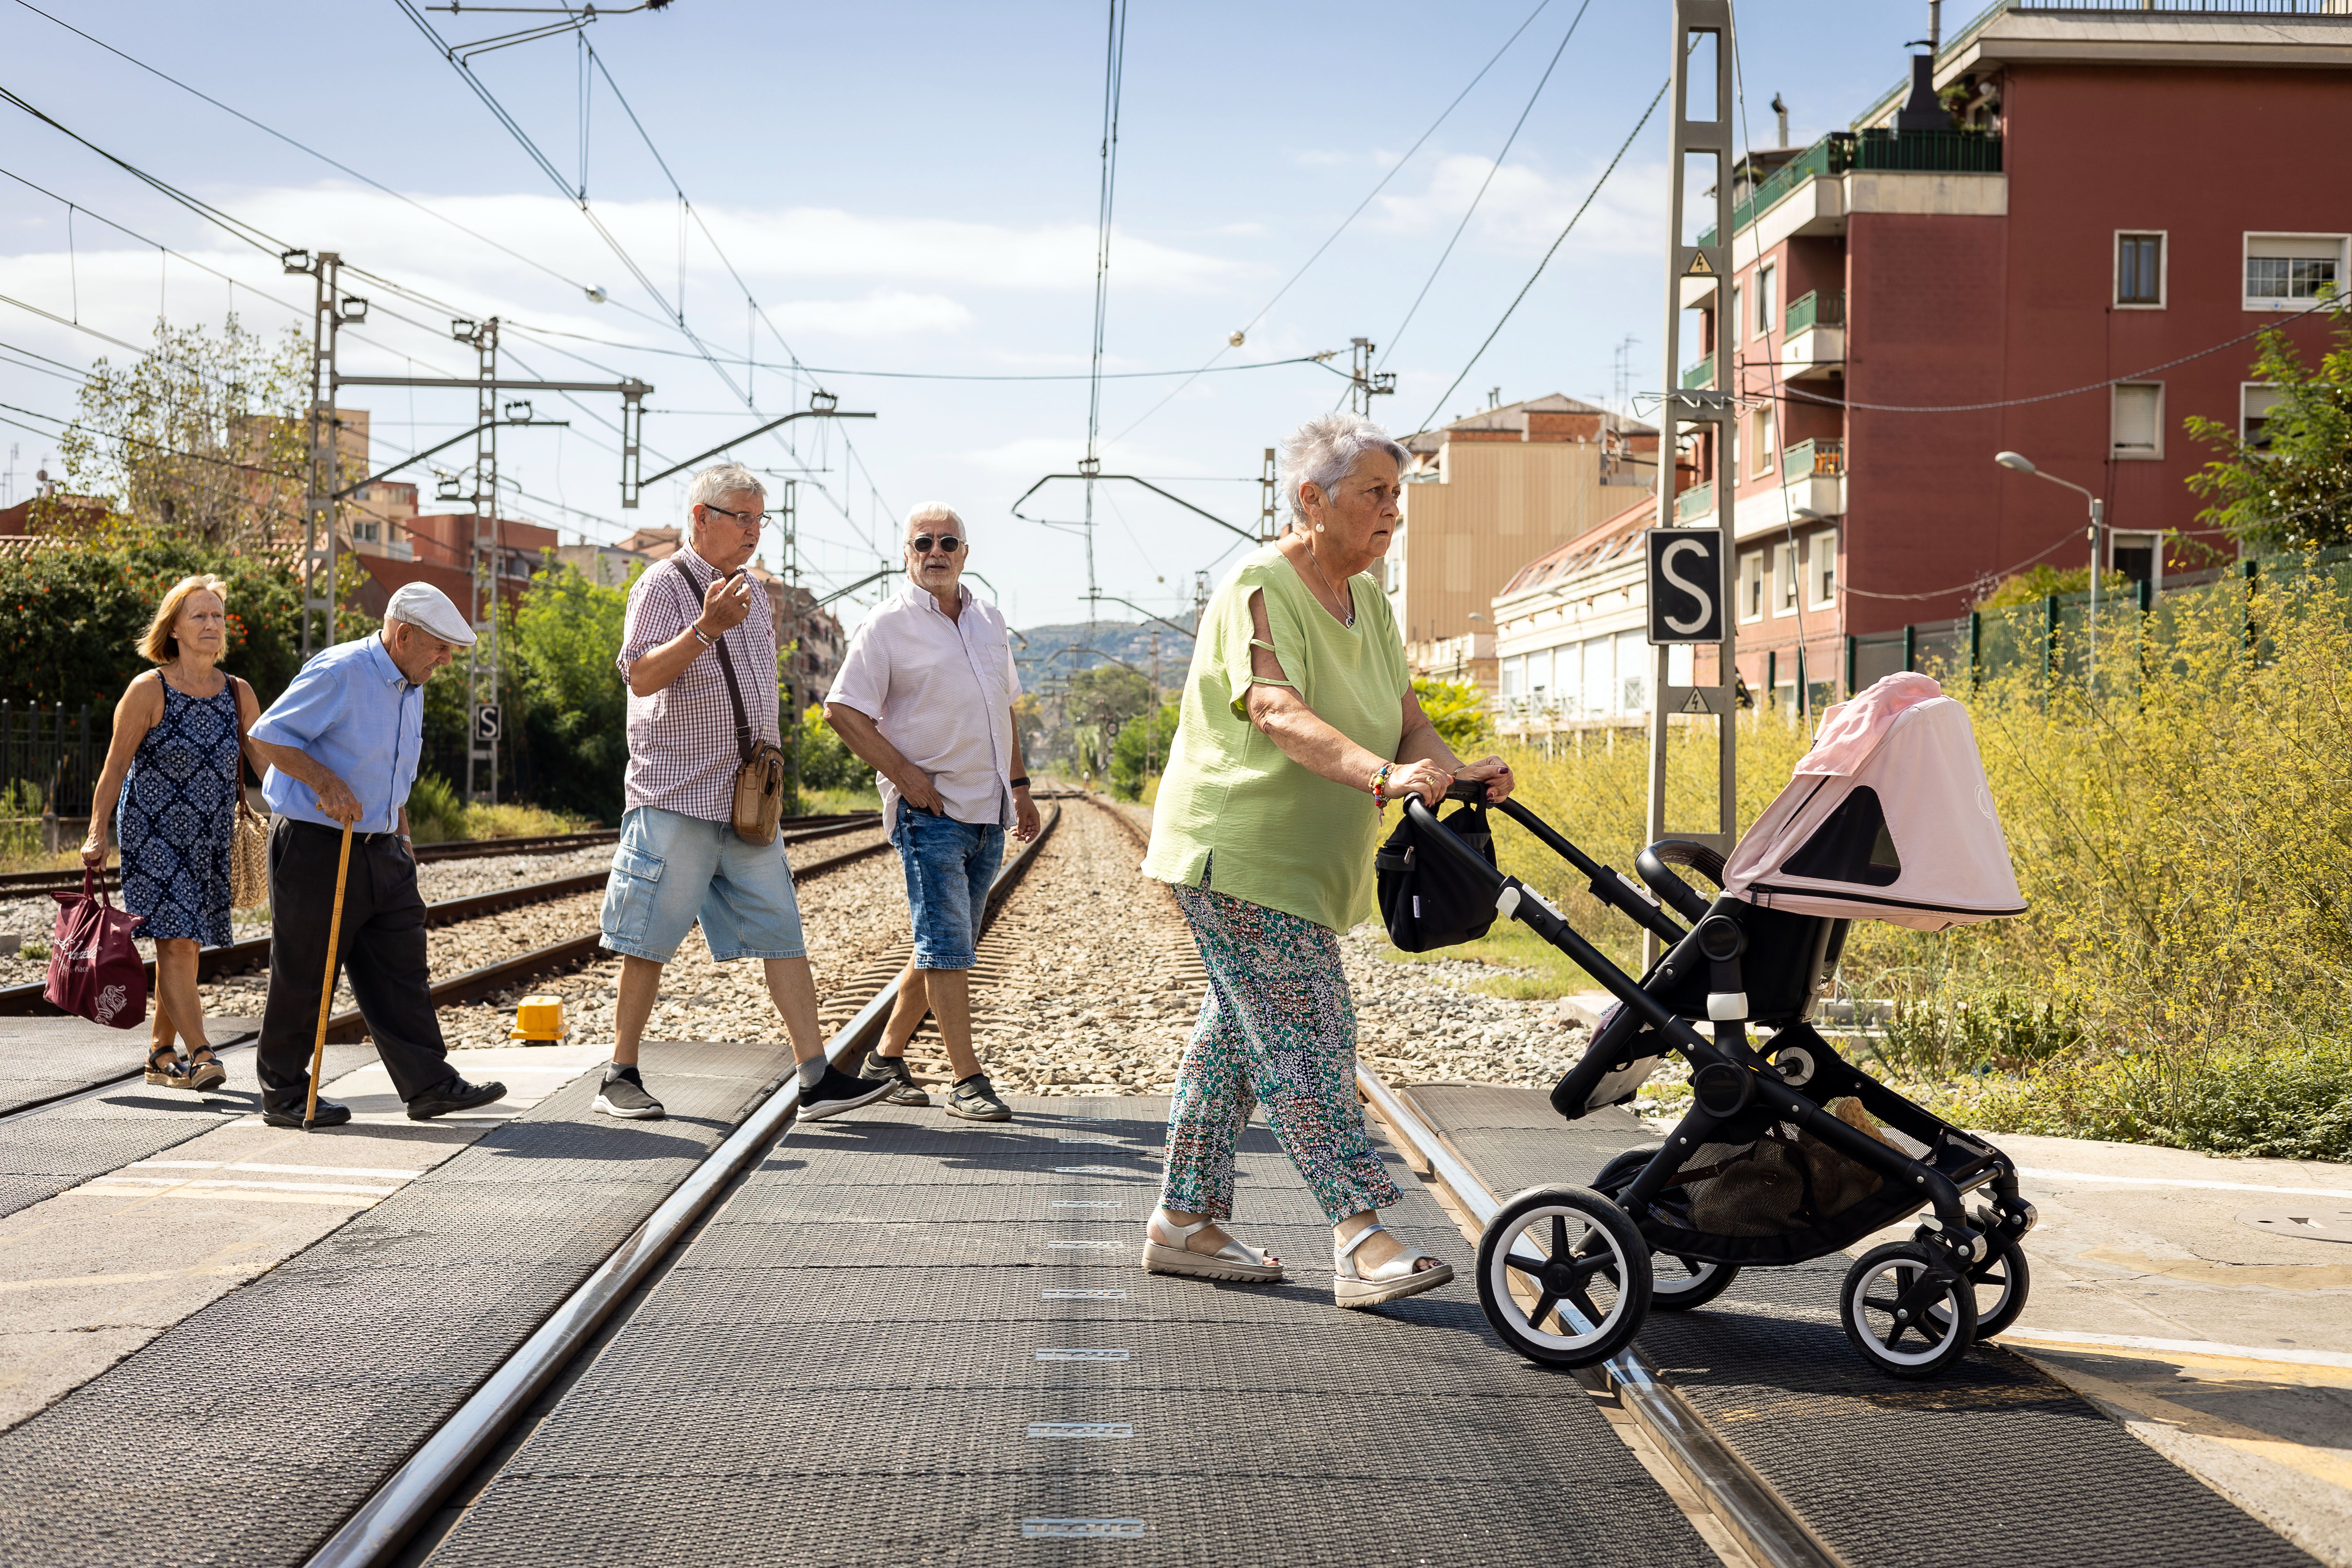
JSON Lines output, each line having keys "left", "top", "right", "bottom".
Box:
{"left": 1701, "top": 129, "right": 2002, "bottom": 244}
{"left": 1786, "top": 289, "right": 1846, "bottom": 335}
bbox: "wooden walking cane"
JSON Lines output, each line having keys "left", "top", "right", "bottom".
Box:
{"left": 304, "top": 821, "right": 356, "bottom": 1130}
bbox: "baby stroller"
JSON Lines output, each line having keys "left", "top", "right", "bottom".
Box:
{"left": 1384, "top": 674, "right": 2036, "bottom": 1379}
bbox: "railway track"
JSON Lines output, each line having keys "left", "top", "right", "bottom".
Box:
{"left": 0, "top": 819, "right": 893, "bottom": 1117}
{"left": 0, "top": 812, "right": 877, "bottom": 899}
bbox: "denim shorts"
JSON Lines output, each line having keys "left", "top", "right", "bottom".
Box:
{"left": 893, "top": 808, "right": 1004, "bottom": 970}
{"left": 600, "top": 805, "right": 807, "bottom": 964}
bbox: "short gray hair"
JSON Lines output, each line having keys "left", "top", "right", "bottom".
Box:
{"left": 685, "top": 461, "right": 764, "bottom": 514}
{"left": 1279, "top": 412, "right": 1407, "bottom": 528}
{"left": 904, "top": 500, "right": 964, "bottom": 537}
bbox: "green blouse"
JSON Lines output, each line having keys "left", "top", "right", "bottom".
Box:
{"left": 1141, "top": 544, "right": 1410, "bottom": 931}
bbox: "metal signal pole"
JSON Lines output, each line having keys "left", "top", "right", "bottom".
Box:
{"left": 460, "top": 316, "right": 501, "bottom": 806}
{"left": 286, "top": 249, "right": 360, "bottom": 662}
{"left": 1646, "top": 0, "right": 1742, "bottom": 939}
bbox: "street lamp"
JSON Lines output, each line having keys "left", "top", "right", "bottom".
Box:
{"left": 1994, "top": 451, "right": 2107, "bottom": 677}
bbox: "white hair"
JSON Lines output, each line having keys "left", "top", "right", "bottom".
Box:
{"left": 904, "top": 501, "right": 965, "bottom": 536}
{"left": 686, "top": 461, "right": 765, "bottom": 514}
{"left": 1279, "top": 412, "right": 1407, "bottom": 528}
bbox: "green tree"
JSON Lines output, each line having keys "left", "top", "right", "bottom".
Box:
{"left": 797, "top": 701, "right": 866, "bottom": 792}
{"left": 1108, "top": 700, "right": 1180, "bottom": 800}
{"left": 1412, "top": 677, "right": 1492, "bottom": 753}
{"left": 2184, "top": 299, "right": 2352, "bottom": 551}
{"left": 57, "top": 316, "right": 314, "bottom": 547}
{"left": 1065, "top": 664, "right": 1152, "bottom": 742}
{"left": 506, "top": 559, "right": 633, "bottom": 823}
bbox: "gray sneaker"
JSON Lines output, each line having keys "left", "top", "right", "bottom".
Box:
{"left": 860, "top": 1050, "right": 932, "bottom": 1106}
{"left": 946, "top": 1072, "right": 1013, "bottom": 1122}
{"left": 593, "top": 1065, "right": 665, "bottom": 1121}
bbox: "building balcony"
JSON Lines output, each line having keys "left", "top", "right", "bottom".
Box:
{"left": 1782, "top": 290, "right": 1846, "bottom": 381}
{"left": 1781, "top": 437, "right": 1844, "bottom": 482}
{"left": 1675, "top": 480, "right": 1714, "bottom": 523}
{"left": 1679, "top": 352, "right": 1716, "bottom": 391}
{"left": 1699, "top": 128, "right": 2004, "bottom": 248}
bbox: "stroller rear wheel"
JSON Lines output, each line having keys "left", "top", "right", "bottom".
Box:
{"left": 1841, "top": 1241, "right": 1978, "bottom": 1379}
{"left": 1477, "top": 1186, "right": 1650, "bottom": 1368}
{"left": 1590, "top": 1146, "right": 1741, "bottom": 1311}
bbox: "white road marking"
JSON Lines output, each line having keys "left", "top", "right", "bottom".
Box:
{"left": 1053, "top": 1200, "right": 1121, "bottom": 1209}
{"left": 1027, "top": 1423, "right": 1132, "bottom": 1438}
{"left": 2019, "top": 1167, "right": 2352, "bottom": 1199}
{"left": 1022, "top": 1519, "right": 1147, "bottom": 1539}
{"left": 2002, "top": 1328, "right": 2352, "bottom": 1370}
{"left": 85, "top": 1176, "right": 404, "bottom": 1197}
{"left": 1036, "top": 1349, "right": 1130, "bottom": 1362}
{"left": 124, "top": 1160, "right": 420, "bottom": 1182}
{"left": 1048, "top": 1241, "right": 1122, "bottom": 1250}
{"left": 1041, "top": 1289, "right": 1127, "bottom": 1300}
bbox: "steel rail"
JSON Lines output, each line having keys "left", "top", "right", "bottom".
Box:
{"left": 0, "top": 830, "right": 891, "bottom": 1114}
{"left": 1354, "top": 1068, "right": 1846, "bottom": 1568}
{"left": 302, "top": 804, "right": 1061, "bottom": 1568}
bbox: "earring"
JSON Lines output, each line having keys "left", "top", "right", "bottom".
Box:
{"left": 1314, "top": 523, "right": 1325, "bottom": 533}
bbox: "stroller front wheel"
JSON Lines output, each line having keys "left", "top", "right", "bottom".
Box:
{"left": 1476, "top": 1186, "right": 1651, "bottom": 1368}
{"left": 1966, "top": 1229, "right": 2032, "bottom": 1340}
{"left": 1841, "top": 1241, "right": 1978, "bottom": 1379}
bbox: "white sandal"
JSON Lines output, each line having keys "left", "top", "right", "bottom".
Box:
{"left": 1142, "top": 1210, "right": 1286, "bottom": 1283}
{"left": 1333, "top": 1223, "right": 1454, "bottom": 1310}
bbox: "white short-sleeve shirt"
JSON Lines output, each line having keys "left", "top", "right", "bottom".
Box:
{"left": 826, "top": 581, "right": 1021, "bottom": 834}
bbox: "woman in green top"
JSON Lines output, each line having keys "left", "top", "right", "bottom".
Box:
{"left": 1140, "top": 412, "right": 1514, "bottom": 1310}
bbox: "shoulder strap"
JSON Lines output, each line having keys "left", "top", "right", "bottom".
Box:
{"left": 664, "top": 566, "right": 756, "bottom": 764}
{"left": 227, "top": 676, "right": 260, "bottom": 789}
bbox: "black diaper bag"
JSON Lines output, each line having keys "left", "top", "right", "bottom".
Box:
{"left": 1375, "top": 794, "right": 1499, "bottom": 952}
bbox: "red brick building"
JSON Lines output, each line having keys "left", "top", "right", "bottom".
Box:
{"left": 1659, "top": 2, "right": 2350, "bottom": 705}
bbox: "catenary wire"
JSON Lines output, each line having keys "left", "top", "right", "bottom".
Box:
{"left": 1413, "top": 76, "right": 1669, "bottom": 434}
{"left": 1111, "top": 0, "right": 1556, "bottom": 444}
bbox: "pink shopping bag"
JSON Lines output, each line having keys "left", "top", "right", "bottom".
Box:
{"left": 46, "top": 868, "right": 148, "bottom": 1029}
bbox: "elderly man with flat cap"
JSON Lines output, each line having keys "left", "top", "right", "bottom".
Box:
{"left": 243, "top": 582, "right": 506, "bottom": 1128}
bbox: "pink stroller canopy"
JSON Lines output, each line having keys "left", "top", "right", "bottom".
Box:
{"left": 1721, "top": 673, "right": 2026, "bottom": 932}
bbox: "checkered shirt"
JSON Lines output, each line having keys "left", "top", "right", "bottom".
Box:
{"left": 616, "top": 546, "right": 780, "bottom": 822}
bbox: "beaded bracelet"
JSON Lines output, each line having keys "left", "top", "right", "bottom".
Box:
{"left": 1371, "top": 762, "right": 1394, "bottom": 812}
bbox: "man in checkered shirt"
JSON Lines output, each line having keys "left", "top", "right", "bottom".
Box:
{"left": 592, "top": 462, "right": 890, "bottom": 1124}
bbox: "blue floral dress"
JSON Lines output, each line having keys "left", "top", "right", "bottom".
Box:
{"left": 116, "top": 676, "right": 242, "bottom": 947}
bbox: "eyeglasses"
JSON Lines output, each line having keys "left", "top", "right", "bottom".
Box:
{"left": 703, "top": 504, "right": 769, "bottom": 529}
{"left": 909, "top": 533, "right": 963, "bottom": 554}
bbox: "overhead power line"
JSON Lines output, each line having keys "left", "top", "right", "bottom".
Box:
{"left": 1414, "top": 76, "right": 1669, "bottom": 434}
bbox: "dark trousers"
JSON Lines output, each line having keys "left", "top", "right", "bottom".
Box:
{"left": 257, "top": 817, "right": 450, "bottom": 1112}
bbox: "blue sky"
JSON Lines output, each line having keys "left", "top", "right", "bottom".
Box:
{"left": 0, "top": 0, "right": 1942, "bottom": 632}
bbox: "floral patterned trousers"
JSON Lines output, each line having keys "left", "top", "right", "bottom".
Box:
{"left": 1160, "top": 874, "right": 1404, "bottom": 1226}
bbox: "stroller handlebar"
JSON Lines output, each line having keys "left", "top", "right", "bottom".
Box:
{"left": 1403, "top": 794, "right": 1690, "bottom": 946}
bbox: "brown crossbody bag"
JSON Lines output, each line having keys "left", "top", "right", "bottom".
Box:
{"left": 669, "top": 572, "right": 786, "bottom": 846}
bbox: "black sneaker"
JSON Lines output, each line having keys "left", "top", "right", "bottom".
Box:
{"left": 860, "top": 1050, "right": 931, "bottom": 1106}
{"left": 799, "top": 1063, "right": 894, "bottom": 1121}
{"left": 946, "top": 1073, "right": 1013, "bottom": 1122}
{"left": 407, "top": 1076, "right": 509, "bottom": 1121}
{"left": 263, "top": 1099, "right": 351, "bottom": 1129}
{"left": 593, "top": 1065, "right": 665, "bottom": 1121}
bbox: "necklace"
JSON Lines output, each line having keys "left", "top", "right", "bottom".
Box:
{"left": 1301, "top": 538, "right": 1355, "bottom": 628}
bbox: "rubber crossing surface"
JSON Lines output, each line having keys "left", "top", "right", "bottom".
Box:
{"left": 423, "top": 1096, "right": 1718, "bottom": 1567}
{"left": 0, "top": 1038, "right": 796, "bottom": 1568}
{"left": 1407, "top": 1084, "right": 2320, "bottom": 1568}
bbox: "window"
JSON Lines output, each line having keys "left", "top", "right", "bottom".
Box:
{"left": 1500, "top": 656, "right": 1524, "bottom": 701}
{"left": 351, "top": 519, "right": 379, "bottom": 544}
{"left": 1581, "top": 634, "right": 1614, "bottom": 716}
{"left": 1772, "top": 541, "right": 1798, "bottom": 616}
{"left": 2115, "top": 232, "right": 2164, "bottom": 307}
{"left": 1552, "top": 643, "right": 1579, "bottom": 713}
{"left": 1740, "top": 549, "right": 1764, "bottom": 622}
{"left": 2110, "top": 531, "right": 2162, "bottom": 591}
{"left": 1616, "top": 629, "right": 1648, "bottom": 714}
{"left": 2110, "top": 382, "right": 2164, "bottom": 459}
{"left": 1750, "top": 404, "right": 1776, "bottom": 477}
{"left": 1755, "top": 262, "right": 1776, "bottom": 338}
{"left": 2245, "top": 233, "right": 2346, "bottom": 310}
{"left": 1729, "top": 284, "right": 1742, "bottom": 353}
{"left": 2242, "top": 383, "right": 2283, "bottom": 451}
{"left": 1809, "top": 528, "right": 1837, "bottom": 607}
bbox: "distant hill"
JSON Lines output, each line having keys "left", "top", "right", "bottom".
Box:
{"left": 1014, "top": 617, "right": 1200, "bottom": 694}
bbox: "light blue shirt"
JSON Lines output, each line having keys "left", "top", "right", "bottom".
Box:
{"left": 251, "top": 634, "right": 426, "bottom": 835}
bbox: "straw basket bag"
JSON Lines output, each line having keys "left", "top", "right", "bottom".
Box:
{"left": 230, "top": 685, "right": 270, "bottom": 908}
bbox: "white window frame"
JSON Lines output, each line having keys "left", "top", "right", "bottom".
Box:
{"left": 1750, "top": 404, "right": 1776, "bottom": 478}
{"left": 2243, "top": 232, "right": 2348, "bottom": 313}
{"left": 2240, "top": 381, "right": 2283, "bottom": 450}
{"left": 1808, "top": 527, "right": 1838, "bottom": 608}
{"left": 1739, "top": 549, "right": 1764, "bottom": 623}
{"left": 1771, "top": 540, "right": 1798, "bottom": 618}
{"left": 2110, "top": 381, "right": 2165, "bottom": 461}
{"left": 2113, "top": 229, "right": 2166, "bottom": 310}
{"left": 1755, "top": 261, "right": 1776, "bottom": 340}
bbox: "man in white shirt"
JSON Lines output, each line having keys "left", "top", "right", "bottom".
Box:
{"left": 826, "top": 504, "right": 1041, "bottom": 1121}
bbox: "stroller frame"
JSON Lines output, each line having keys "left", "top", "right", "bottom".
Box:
{"left": 1403, "top": 785, "right": 2038, "bottom": 1379}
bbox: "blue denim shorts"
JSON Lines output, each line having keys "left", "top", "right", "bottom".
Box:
{"left": 600, "top": 806, "right": 807, "bottom": 964}
{"left": 893, "top": 808, "right": 1004, "bottom": 970}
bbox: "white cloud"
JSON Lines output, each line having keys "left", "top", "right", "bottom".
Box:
{"left": 1369, "top": 154, "right": 1667, "bottom": 257}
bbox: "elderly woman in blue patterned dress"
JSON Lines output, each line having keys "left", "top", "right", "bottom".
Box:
{"left": 81, "top": 575, "right": 262, "bottom": 1092}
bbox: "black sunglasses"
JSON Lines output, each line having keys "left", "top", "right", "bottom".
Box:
{"left": 910, "top": 533, "right": 963, "bottom": 554}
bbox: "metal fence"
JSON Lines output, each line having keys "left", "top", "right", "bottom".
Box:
{"left": 1843, "top": 546, "right": 2352, "bottom": 692}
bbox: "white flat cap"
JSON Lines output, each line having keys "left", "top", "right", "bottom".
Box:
{"left": 384, "top": 581, "right": 478, "bottom": 645}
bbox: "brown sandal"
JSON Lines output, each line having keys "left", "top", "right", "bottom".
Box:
{"left": 144, "top": 1046, "right": 187, "bottom": 1087}
{"left": 183, "top": 1048, "right": 227, "bottom": 1093}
